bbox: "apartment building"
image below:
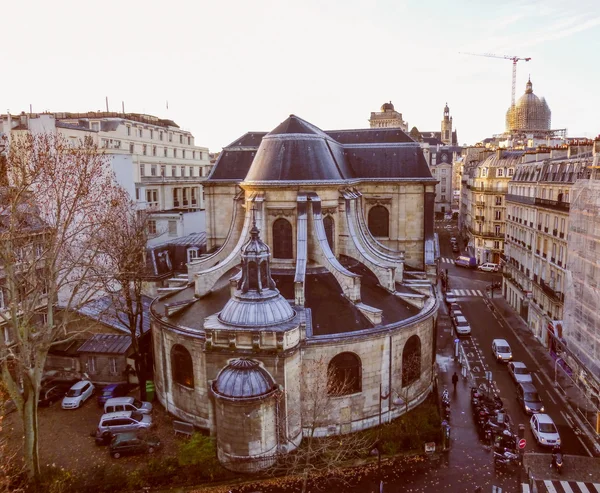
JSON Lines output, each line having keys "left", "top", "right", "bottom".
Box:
{"left": 461, "top": 149, "right": 521, "bottom": 263}
{"left": 503, "top": 145, "right": 594, "bottom": 349}
{"left": 0, "top": 112, "right": 212, "bottom": 246}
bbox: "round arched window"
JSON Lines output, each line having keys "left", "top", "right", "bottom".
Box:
{"left": 171, "top": 344, "right": 194, "bottom": 388}
{"left": 328, "top": 352, "right": 362, "bottom": 395}
{"left": 324, "top": 215, "right": 335, "bottom": 251}
{"left": 273, "top": 218, "right": 293, "bottom": 259}
{"left": 401, "top": 335, "right": 421, "bottom": 388}
{"left": 368, "top": 205, "right": 389, "bottom": 237}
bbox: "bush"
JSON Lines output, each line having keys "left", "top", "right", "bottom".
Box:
{"left": 40, "top": 466, "right": 75, "bottom": 493}
{"left": 177, "top": 433, "right": 224, "bottom": 481}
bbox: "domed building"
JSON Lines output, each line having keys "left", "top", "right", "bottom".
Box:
{"left": 369, "top": 101, "right": 408, "bottom": 131}
{"left": 505, "top": 78, "right": 551, "bottom": 132}
{"left": 151, "top": 115, "right": 439, "bottom": 472}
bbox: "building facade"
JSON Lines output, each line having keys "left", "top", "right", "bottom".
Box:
{"left": 369, "top": 102, "right": 408, "bottom": 131}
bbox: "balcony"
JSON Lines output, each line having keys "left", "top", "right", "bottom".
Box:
{"left": 476, "top": 201, "right": 486, "bottom": 207}
{"left": 141, "top": 175, "right": 204, "bottom": 184}
{"left": 535, "top": 249, "right": 540, "bottom": 255}
{"left": 529, "top": 222, "right": 533, "bottom": 227}
{"left": 553, "top": 229, "right": 558, "bottom": 236}
{"left": 537, "top": 224, "right": 542, "bottom": 231}
{"left": 467, "top": 184, "right": 508, "bottom": 193}
{"left": 468, "top": 227, "right": 504, "bottom": 239}
{"left": 506, "top": 194, "right": 535, "bottom": 206}
{"left": 535, "top": 278, "right": 565, "bottom": 304}
{"left": 535, "top": 197, "right": 570, "bottom": 212}
{"left": 550, "top": 257, "right": 556, "bottom": 263}
{"left": 544, "top": 227, "right": 549, "bottom": 233}
{"left": 475, "top": 215, "right": 485, "bottom": 221}
{"left": 559, "top": 232, "right": 565, "bottom": 239}
{"left": 542, "top": 253, "right": 547, "bottom": 259}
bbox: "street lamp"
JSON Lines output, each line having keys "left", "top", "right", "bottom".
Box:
{"left": 370, "top": 440, "right": 384, "bottom": 493}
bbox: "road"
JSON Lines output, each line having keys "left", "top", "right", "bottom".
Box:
{"left": 437, "top": 223, "right": 591, "bottom": 459}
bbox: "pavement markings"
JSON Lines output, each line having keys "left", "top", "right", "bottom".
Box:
{"left": 576, "top": 435, "right": 593, "bottom": 457}
{"left": 522, "top": 485, "right": 531, "bottom": 493}
{"left": 535, "top": 481, "right": 600, "bottom": 493}
{"left": 545, "top": 480, "right": 559, "bottom": 493}
{"left": 561, "top": 410, "right": 574, "bottom": 427}
{"left": 594, "top": 484, "right": 600, "bottom": 493}
{"left": 562, "top": 482, "right": 575, "bottom": 493}
{"left": 577, "top": 483, "right": 590, "bottom": 493}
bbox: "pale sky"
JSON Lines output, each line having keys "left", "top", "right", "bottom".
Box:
{"left": 4, "top": 0, "right": 599, "bottom": 151}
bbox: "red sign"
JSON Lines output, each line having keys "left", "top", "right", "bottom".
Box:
{"left": 518, "top": 438, "right": 526, "bottom": 449}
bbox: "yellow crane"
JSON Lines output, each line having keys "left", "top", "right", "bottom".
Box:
{"left": 460, "top": 52, "right": 531, "bottom": 107}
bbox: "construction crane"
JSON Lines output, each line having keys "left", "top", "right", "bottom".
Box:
{"left": 460, "top": 52, "right": 531, "bottom": 107}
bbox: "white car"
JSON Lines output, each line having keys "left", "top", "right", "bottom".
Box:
{"left": 530, "top": 413, "right": 561, "bottom": 447}
{"left": 508, "top": 362, "right": 533, "bottom": 383}
{"left": 62, "top": 380, "right": 95, "bottom": 409}
{"left": 478, "top": 262, "right": 499, "bottom": 272}
{"left": 492, "top": 339, "right": 513, "bottom": 362}
{"left": 445, "top": 290, "right": 458, "bottom": 305}
{"left": 453, "top": 315, "right": 471, "bottom": 336}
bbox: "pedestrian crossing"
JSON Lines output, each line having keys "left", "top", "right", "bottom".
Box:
{"left": 448, "top": 289, "right": 485, "bottom": 297}
{"left": 440, "top": 257, "right": 456, "bottom": 264}
{"left": 523, "top": 480, "right": 600, "bottom": 493}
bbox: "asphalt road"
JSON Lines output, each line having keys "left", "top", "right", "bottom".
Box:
{"left": 438, "top": 223, "right": 590, "bottom": 459}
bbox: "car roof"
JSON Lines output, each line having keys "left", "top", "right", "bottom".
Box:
{"left": 105, "top": 397, "right": 134, "bottom": 405}
{"left": 518, "top": 382, "right": 537, "bottom": 391}
{"left": 112, "top": 432, "right": 138, "bottom": 443}
{"left": 71, "top": 380, "right": 90, "bottom": 389}
{"left": 493, "top": 338, "right": 509, "bottom": 345}
{"left": 535, "top": 413, "right": 554, "bottom": 423}
{"left": 455, "top": 315, "right": 468, "bottom": 322}
{"left": 101, "top": 411, "right": 133, "bottom": 419}
{"left": 512, "top": 361, "right": 527, "bottom": 368}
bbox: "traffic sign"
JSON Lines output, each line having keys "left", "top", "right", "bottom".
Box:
{"left": 518, "top": 438, "right": 526, "bottom": 449}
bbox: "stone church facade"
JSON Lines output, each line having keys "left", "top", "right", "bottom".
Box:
{"left": 150, "top": 115, "right": 439, "bottom": 472}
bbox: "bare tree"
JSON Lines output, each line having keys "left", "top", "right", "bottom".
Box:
{"left": 92, "top": 195, "right": 152, "bottom": 400}
{"left": 0, "top": 132, "right": 122, "bottom": 482}
{"left": 393, "top": 350, "right": 422, "bottom": 415}
{"left": 277, "top": 357, "right": 371, "bottom": 493}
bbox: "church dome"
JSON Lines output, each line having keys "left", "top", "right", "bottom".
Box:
{"left": 218, "top": 289, "right": 295, "bottom": 327}
{"left": 381, "top": 101, "right": 395, "bottom": 111}
{"left": 213, "top": 358, "right": 276, "bottom": 399}
{"left": 506, "top": 78, "right": 551, "bottom": 132}
{"left": 244, "top": 115, "right": 353, "bottom": 182}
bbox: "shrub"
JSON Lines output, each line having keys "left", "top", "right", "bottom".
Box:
{"left": 177, "top": 433, "right": 223, "bottom": 481}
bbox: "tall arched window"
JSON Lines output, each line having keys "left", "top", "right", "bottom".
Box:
{"left": 368, "top": 205, "right": 389, "bottom": 237}
{"left": 273, "top": 218, "right": 293, "bottom": 259}
{"left": 401, "top": 335, "right": 421, "bottom": 388}
{"left": 171, "top": 344, "right": 194, "bottom": 388}
{"left": 324, "top": 215, "right": 334, "bottom": 251}
{"left": 328, "top": 352, "right": 361, "bottom": 395}
{"left": 247, "top": 261, "right": 258, "bottom": 290}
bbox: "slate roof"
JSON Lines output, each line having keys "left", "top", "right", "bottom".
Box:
{"left": 78, "top": 334, "right": 131, "bottom": 354}
{"left": 207, "top": 115, "right": 433, "bottom": 184}
{"left": 77, "top": 295, "right": 152, "bottom": 336}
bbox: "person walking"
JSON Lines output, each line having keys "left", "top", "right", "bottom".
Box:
{"left": 452, "top": 372, "right": 459, "bottom": 392}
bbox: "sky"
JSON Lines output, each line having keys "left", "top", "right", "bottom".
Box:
{"left": 3, "top": 0, "right": 599, "bottom": 151}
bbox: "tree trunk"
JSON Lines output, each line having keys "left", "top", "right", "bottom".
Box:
{"left": 134, "top": 354, "right": 147, "bottom": 401}
{"left": 21, "top": 390, "right": 41, "bottom": 482}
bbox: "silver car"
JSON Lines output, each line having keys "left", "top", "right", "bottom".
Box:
{"left": 62, "top": 380, "right": 95, "bottom": 409}
{"left": 97, "top": 411, "right": 152, "bottom": 435}
{"left": 508, "top": 362, "right": 533, "bottom": 383}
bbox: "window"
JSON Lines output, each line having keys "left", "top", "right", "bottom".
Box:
{"left": 441, "top": 187, "right": 446, "bottom": 193}
{"left": 164, "top": 147, "right": 168, "bottom": 157}
{"left": 160, "top": 164, "right": 165, "bottom": 176}
{"left": 139, "top": 164, "right": 145, "bottom": 177}
{"left": 182, "top": 150, "right": 186, "bottom": 159}
{"left": 368, "top": 205, "right": 389, "bottom": 237}
{"left": 127, "top": 126, "right": 131, "bottom": 136}
{"left": 101, "top": 138, "right": 108, "bottom": 148}
{"left": 495, "top": 210, "right": 501, "bottom": 220}
{"left": 324, "top": 215, "right": 334, "bottom": 251}
{"left": 168, "top": 220, "right": 177, "bottom": 237}
{"left": 188, "top": 166, "right": 192, "bottom": 177}
{"left": 508, "top": 168, "right": 514, "bottom": 177}
{"left": 169, "top": 133, "right": 173, "bottom": 142}
{"left": 91, "top": 122, "right": 99, "bottom": 131}
{"left": 192, "top": 151, "right": 196, "bottom": 159}
{"left": 328, "top": 352, "right": 361, "bottom": 395}
{"left": 153, "top": 145, "right": 157, "bottom": 156}
{"left": 87, "top": 356, "right": 97, "bottom": 374}
{"left": 187, "top": 136, "right": 191, "bottom": 145}
{"left": 138, "top": 128, "right": 143, "bottom": 138}
{"left": 129, "top": 143, "right": 135, "bottom": 153}
{"left": 441, "top": 195, "right": 446, "bottom": 201}
{"left": 149, "top": 129, "right": 153, "bottom": 140}
{"left": 441, "top": 168, "right": 447, "bottom": 175}
{"left": 171, "top": 345, "right": 194, "bottom": 388}
{"left": 497, "top": 168, "right": 504, "bottom": 177}
{"left": 560, "top": 218, "right": 565, "bottom": 233}
{"left": 173, "top": 149, "right": 177, "bottom": 158}
{"left": 187, "top": 247, "right": 199, "bottom": 263}
{"left": 180, "top": 165, "right": 185, "bottom": 176}
{"left": 171, "top": 165, "right": 176, "bottom": 177}
{"left": 109, "top": 357, "right": 118, "bottom": 375}
{"left": 182, "top": 188, "right": 188, "bottom": 206}
{"left": 147, "top": 220, "right": 157, "bottom": 235}
{"left": 495, "top": 225, "right": 501, "bottom": 235}
{"left": 481, "top": 168, "right": 487, "bottom": 177}
{"left": 159, "top": 131, "right": 163, "bottom": 141}
{"left": 496, "top": 196, "right": 502, "bottom": 206}
{"left": 143, "top": 144, "right": 147, "bottom": 156}
{"left": 494, "top": 240, "right": 500, "bottom": 249}
{"left": 273, "top": 218, "right": 293, "bottom": 259}
{"left": 173, "top": 189, "right": 179, "bottom": 206}
{"left": 146, "top": 189, "right": 157, "bottom": 204}
{"left": 191, "top": 187, "right": 197, "bottom": 205}
{"left": 402, "top": 335, "right": 421, "bottom": 388}
{"left": 135, "top": 188, "right": 140, "bottom": 201}
{"left": 179, "top": 134, "right": 183, "bottom": 144}
{"left": 150, "top": 164, "right": 157, "bottom": 176}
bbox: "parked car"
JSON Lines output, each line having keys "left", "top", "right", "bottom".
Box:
{"left": 39, "top": 382, "right": 72, "bottom": 407}
{"left": 478, "top": 262, "right": 499, "bottom": 272}
{"left": 97, "top": 411, "right": 152, "bottom": 435}
{"left": 455, "top": 256, "right": 477, "bottom": 268}
{"left": 97, "top": 383, "right": 131, "bottom": 407}
{"left": 492, "top": 339, "right": 513, "bottom": 362}
{"left": 62, "top": 380, "right": 95, "bottom": 409}
{"left": 449, "top": 303, "right": 462, "bottom": 318}
{"left": 109, "top": 432, "right": 161, "bottom": 459}
{"left": 445, "top": 290, "right": 458, "bottom": 305}
{"left": 452, "top": 315, "right": 471, "bottom": 336}
{"left": 104, "top": 397, "right": 153, "bottom": 415}
{"left": 530, "top": 413, "right": 560, "bottom": 447}
{"left": 517, "top": 382, "right": 545, "bottom": 414}
{"left": 508, "top": 362, "right": 533, "bottom": 384}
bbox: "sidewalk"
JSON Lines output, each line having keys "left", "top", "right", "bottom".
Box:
{"left": 489, "top": 294, "right": 600, "bottom": 455}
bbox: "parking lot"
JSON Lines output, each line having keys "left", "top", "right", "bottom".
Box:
{"left": 1, "top": 389, "right": 182, "bottom": 474}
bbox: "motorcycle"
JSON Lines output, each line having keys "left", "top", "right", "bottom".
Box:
{"left": 494, "top": 449, "right": 519, "bottom": 468}
{"left": 552, "top": 446, "right": 563, "bottom": 474}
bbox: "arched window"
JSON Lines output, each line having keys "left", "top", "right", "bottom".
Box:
{"left": 401, "top": 335, "right": 421, "bottom": 388}
{"left": 368, "top": 205, "right": 389, "bottom": 237}
{"left": 328, "top": 352, "right": 361, "bottom": 395}
{"left": 171, "top": 344, "right": 194, "bottom": 388}
{"left": 273, "top": 218, "right": 293, "bottom": 259}
{"left": 247, "top": 261, "right": 258, "bottom": 290}
{"left": 324, "top": 215, "right": 334, "bottom": 251}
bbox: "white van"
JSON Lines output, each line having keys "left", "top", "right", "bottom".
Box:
{"left": 478, "top": 262, "right": 499, "bottom": 272}
{"left": 492, "top": 338, "right": 513, "bottom": 362}
{"left": 104, "top": 396, "right": 153, "bottom": 415}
